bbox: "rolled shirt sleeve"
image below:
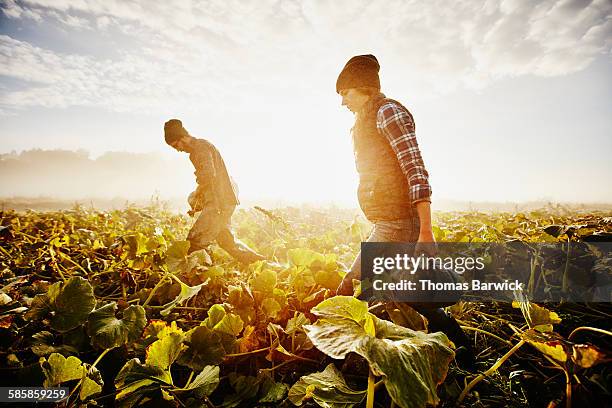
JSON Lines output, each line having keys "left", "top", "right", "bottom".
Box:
{"left": 376, "top": 102, "right": 432, "bottom": 204}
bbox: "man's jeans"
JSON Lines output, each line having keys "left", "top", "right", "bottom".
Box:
{"left": 348, "top": 218, "right": 420, "bottom": 280}
{"left": 187, "top": 206, "right": 264, "bottom": 264}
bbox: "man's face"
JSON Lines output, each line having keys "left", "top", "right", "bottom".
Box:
{"left": 340, "top": 88, "right": 369, "bottom": 113}
{"left": 170, "top": 137, "right": 189, "bottom": 152}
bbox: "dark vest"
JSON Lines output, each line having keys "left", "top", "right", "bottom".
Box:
{"left": 352, "top": 95, "right": 417, "bottom": 222}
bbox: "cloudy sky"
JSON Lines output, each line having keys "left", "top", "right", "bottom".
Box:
{"left": 0, "top": 0, "right": 611, "bottom": 205}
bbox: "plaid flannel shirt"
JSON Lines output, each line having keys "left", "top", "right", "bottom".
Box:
{"left": 376, "top": 101, "right": 432, "bottom": 204}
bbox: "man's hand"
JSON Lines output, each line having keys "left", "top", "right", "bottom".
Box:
{"left": 414, "top": 229, "right": 437, "bottom": 257}
{"left": 337, "top": 272, "right": 356, "bottom": 296}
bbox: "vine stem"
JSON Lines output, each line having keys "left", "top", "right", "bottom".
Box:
{"left": 564, "top": 369, "right": 572, "bottom": 408}
{"left": 142, "top": 274, "right": 169, "bottom": 306}
{"left": 460, "top": 325, "right": 513, "bottom": 346}
{"left": 91, "top": 348, "right": 111, "bottom": 370}
{"left": 183, "top": 371, "right": 195, "bottom": 389}
{"left": 366, "top": 369, "right": 375, "bottom": 408}
{"left": 224, "top": 347, "right": 269, "bottom": 358}
{"left": 568, "top": 326, "right": 612, "bottom": 341}
{"left": 458, "top": 339, "right": 525, "bottom": 403}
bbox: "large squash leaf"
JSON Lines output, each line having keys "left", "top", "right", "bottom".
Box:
{"left": 288, "top": 363, "right": 366, "bottom": 407}
{"left": 146, "top": 332, "right": 185, "bottom": 373}
{"left": 177, "top": 326, "right": 226, "bottom": 370}
{"left": 26, "top": 277, "right": 96, "bottom": 332}
{"left": 304, "top": 296, "right": 454, "bottom": 408}
{"left": 41, "top": 353, "right": 86, "bottom": 386}
{"left": 40, "top": 353, "right": 104, "bottom": 401}
{"left": 86, "top": 303, "right": 147, "bottom": 349}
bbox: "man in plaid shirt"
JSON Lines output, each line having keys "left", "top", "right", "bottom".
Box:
{"left": 336, "top": 54, "right": 436, "bottom": 293}
{"left": 335, "top": 54, "right": 474, "bottom": 368}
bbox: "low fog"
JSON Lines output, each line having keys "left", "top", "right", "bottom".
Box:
{"left": 0, "top": 149, "right": 195, "bottom": 201}
{"left": 2, "top": 149, "right": 610, "bottom": 213}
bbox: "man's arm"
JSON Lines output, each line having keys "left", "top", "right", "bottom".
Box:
{"left": 377, "top": 102, "right": 435, "bottom": 249}
{"left": 191, "top": 147, "right": 219, "bottom": 209}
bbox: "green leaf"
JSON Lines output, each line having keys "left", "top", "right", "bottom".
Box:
{"left": 288, "top": 248, "right": 326, "bottom": 267}
{"left": 521, "top": 329, "right": 568, "bottom": 363}
{"left": 159, "top": 280, "right": 205, "bottom": 317}
{"left": 364, "top": 318, "right": 454, "bottom": 408}
{"left": 26, "top": 277, "right": 96, "bottom": 333}
{"left": 213, "top": 313, "right": 244, "bottom": 337}
{"left": 125, "top": 233, "right": 149, "bottom": 257}
{"left": 30, "top": 331, "right": 78, "bottom": 357}
{"left": 146, "top": 332, "right": 185, "bottom": 373}
{"left": 310, "top": 296, "right": 371, "bottom": 324}
{"left": 177, "top": 326, "right": 226, "bottom": 370}
{"left": 115, "top": 358, "right": 173, "bottom": 402}
{"left": 512, "top": 296, "right": 561, "bottom": 332}
{"left": 41, "top": 353, "right": 86, "bottom": 386}
{"left": 288, "top": 363, "right": 365, "bottom": 408}
{"left": 86, "top": 303, "right": 147, "bottom": 349}
{"left": 144, "top": 320, "right": 184, "bottom": 339}
{"left": 249, "top": 268, "right": 277, "bottom": 294}
{"left": 184, "top": 365, "right": 220, "bottom": 397}
{"left": 51, "top": 277, "right": 96, "bottom": 332}
{"left": 285, "top": 313, "right": 311, "bottom": 335}
{"left": 227, "top": 285, "right": 256, "bottom": 324}
{"left": 262, "top": 298, "right": 282, "bottom": 320}
{"left": 304, "top": 296, "right": 454, "bottom": 408}
{"left": 165, "top": 240, "right": 193, "bottom": 274}
{"left": 314, "top": 269, "right": 343, "bottom": 290}
{"left": 204, "top": 304, "right": 227, "bottom": 329}
{"left": 80, "top": 372, "right": 103, "bottom": 401}
{"left": 40, "top": 353, "right": 104, "bottom": 401}
{"left": 258, "top": 376, "right": 288, "bottom": 403}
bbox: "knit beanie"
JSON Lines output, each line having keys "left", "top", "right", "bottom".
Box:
{"left": 164, "top": 119, "right": 187, "bottom": 144}
{"left": 336, "top": 54, "right": 380, "bottom": 93}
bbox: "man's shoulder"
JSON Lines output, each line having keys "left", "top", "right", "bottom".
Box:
{"left": 377, "top": 98, "right": 413, "bottom": 122}
{"left": 190, "top": 137, "right": 217, "bottom": 153}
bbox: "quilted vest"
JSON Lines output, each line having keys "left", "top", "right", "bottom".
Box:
{"left": 352, "top": 95, "right": 417, "bottom": 222}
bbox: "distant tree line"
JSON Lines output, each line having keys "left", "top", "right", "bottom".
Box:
{"left": 0, "top": 149, "right": 193, "bottom": 199}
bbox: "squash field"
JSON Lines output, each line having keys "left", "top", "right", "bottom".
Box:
{"left": 0, "top": 205, "right": 610, "bottom": 407}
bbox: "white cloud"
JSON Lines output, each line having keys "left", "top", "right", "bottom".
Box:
{"left": 1, "top": 0, "right": 42, "bottom": 21}
{"left": 0, "top": 0, "right": 610, "bottom": 112}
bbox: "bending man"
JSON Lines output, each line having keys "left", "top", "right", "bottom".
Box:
{"left": 164, "top": 119, "right": 264, "bottom": 264}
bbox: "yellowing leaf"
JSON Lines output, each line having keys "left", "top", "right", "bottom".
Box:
{"left": 80, "top": 375, "right": 103, "bottom": 401}
{"left": 160, "top": 280, "right": 205, "bottom": 317}
{"left": 288, "top": 364, "right": 366, "bottom": 407}
{"left": 512, "top": 295, "right": 561, "bottom": 332}
{"left": 522, "top": 329, "right": 568, "bottom": 363}
{"left": 262, "top": 298, "right": 281, "bottom": 319}
{"left": 305, "top": 296, "right": 454, "bottom": 408}
{"left": 213, "top": 313, "right": 244, "bottom": 337}
{"left": 572, "top": 344, "right": 609, "bottom": 368}
{"left": 146, "top": 332, "right": 185, "bottom": 373}
{"left": 41, "top": 353, "right": 86, "bottom": 387}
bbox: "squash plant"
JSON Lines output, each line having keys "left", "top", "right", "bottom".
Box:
{"left": 303, "top": 296, "right": 455, "bottom": 408}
